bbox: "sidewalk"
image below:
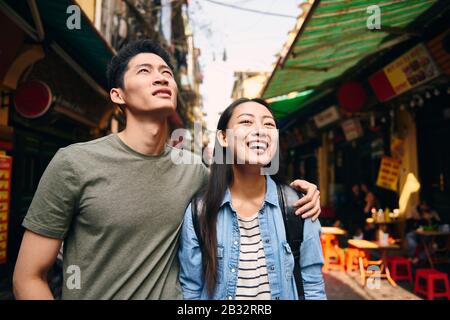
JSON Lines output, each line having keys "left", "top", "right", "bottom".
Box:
{"left": 324, "top": 270, "right": 421, "bottom": 300}
{"left": 2, "top": 270, "right": 423, "bottom": 300}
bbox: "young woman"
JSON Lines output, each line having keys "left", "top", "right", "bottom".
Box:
{"left": 178, "top": 98, "right": 326, "bottom": 300}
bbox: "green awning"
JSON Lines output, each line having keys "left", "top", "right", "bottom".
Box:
{"left": 267, "top": 89, "right": 315, "bottom": 119}
{"left": 3, "top": 0, "right": 114, "bottom": 90}
{"left": 262, "top": 0, "right": 438, "bottom": 99}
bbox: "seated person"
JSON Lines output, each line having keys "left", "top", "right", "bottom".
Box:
{"left": 405, "top": 201, "right": 441, "bottom": 264}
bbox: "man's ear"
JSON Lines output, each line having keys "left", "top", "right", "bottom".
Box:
{"left": 110, "top": 88, "right": 126, "bottom": 105}
{"left": 216, "top": 130, "right": 228, "bottom": 148}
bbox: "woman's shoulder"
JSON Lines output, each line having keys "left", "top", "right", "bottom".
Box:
{"left": 274, "top": 182, "right": 304, "bottom": 199}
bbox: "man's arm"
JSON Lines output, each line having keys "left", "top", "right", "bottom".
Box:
{"left": 13, "top": 230, "right": 62, "bottom": 300}
{"left": 290, "top": 180, "right": 321, "bottom": 221}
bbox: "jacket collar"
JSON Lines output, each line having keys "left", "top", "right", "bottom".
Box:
{"left": 220, "top": 175, "right": 279, "bottom": 209}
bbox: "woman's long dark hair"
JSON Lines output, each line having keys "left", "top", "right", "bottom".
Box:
{"left": 200, "top": 97, "right": 281, "bottom": 297}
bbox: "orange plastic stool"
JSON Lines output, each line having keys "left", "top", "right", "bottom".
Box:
{"left": 387, "top": 256, "right": 413, "bottom": 285}
{"left": 321, "top": 234, "right": 345, "bottom": 273}
{"left": 323, "top": 246, "right": 346, "bottom": 273}
{"left": 346, "top": 248, "right": 369, "bottom": 273}
{"left": 414, "top": 268, "right": 450, "bottom": 300}
{"left": 321, "top": 234, "right": 337, "bottom": 249}
{"left": 320, "top": 233, "right": 336, "bottom": 260}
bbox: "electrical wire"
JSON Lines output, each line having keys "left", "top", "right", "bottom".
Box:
{"left": 203, "top": 0, "right": 297, "bottom": 19}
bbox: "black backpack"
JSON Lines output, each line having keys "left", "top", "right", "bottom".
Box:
{"left": 190, "top": 184, "right": 305, "bottom": 300}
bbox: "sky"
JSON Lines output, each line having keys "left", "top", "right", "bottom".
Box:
{"left": 188, "top": 0, "right": 304, "bottom": 138}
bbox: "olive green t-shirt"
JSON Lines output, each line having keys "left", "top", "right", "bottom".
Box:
{"left": 22, "top": 134, "right": 209, "bottom": 299}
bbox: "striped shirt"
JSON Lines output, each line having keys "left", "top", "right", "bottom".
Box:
{"left": 235, "top": 213, "right": 271, "bottom": 300}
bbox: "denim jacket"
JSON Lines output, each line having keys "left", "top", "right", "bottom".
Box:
{"left": 178, "top": 176, "right": 326, "bottom": 300}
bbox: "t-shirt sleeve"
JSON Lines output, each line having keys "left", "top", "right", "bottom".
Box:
{"left": 22, "top": 148, "right": 80, "bottom": 239}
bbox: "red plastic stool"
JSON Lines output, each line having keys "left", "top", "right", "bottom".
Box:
{"left": 414, "top": 268, "right": 450, "bottom": 300}
{"left": 387, "top": 256, "right": 413, "bottom": 285}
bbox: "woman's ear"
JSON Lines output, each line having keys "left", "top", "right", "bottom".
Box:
{"left": 110, "top": 88, "right": 126, "bottom": 105}
{"left": 216, "top": 130, "right": 228, "bottom": 148}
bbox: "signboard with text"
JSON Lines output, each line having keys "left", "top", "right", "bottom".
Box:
{"left": 0, "top": 155, "right": 12, "bottom": 264}
{"left": 313, "top": 105, "right": 340, "bottom": 129}
{"left": 376, "top": 156, "right": 401, "bottom": 192}
{"left": 369, "top": 43, "right": 440, "bottom": 102}
{"left": 341, "top": 118, "right": 363, "bottom": 141}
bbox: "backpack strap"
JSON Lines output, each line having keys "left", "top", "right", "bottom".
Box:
{"left": 190, "top": 194, "right": 203, "bottom": 247}
{"left": 277, "top": 184, "right": 305, "bottom": 300}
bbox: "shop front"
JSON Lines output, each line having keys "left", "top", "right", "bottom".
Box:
{"left": 369, "top": 30, "right": 450, "bottom": 224}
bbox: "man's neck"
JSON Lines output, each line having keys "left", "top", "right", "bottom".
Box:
{"left": 118, "top": 115, "right": 168, "bottom": 156}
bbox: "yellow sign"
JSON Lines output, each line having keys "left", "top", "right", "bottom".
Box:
{"left": 384, "top": 43, "right": 439, "bottom": 96}
{"left": 376, "top": 156, "right": 401, "bottom": 192}
{"left": 0, "top": 155, "right": 12, "bottom": 264}
{"left": 390, "top": 138, "right": 405, "bottom": 161}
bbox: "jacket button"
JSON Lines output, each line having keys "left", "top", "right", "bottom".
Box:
{"left": 265, "top": 239, "right": 270, "bottom": 244}
{"left": 231, "top": 268, "right": 236, "bottom": 273}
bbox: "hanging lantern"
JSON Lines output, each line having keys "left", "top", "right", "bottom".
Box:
{"left": 337, "top": 80, "right": 367, "bottom": 113}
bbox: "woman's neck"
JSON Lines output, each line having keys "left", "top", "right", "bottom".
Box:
{"left": 230, "top": 165, "right": 266, "bottom": 217}
{"left": 118, "top": 113, "right": 168, "bottom": 156}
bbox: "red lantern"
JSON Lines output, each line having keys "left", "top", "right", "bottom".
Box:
{"left": 13, "top": 80, "right": 53, "bottom": 118}
{"left": 337, "top": 80, "right": 367, "bottom": 113}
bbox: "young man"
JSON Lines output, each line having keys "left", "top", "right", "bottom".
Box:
{"left": 13, "top": 40, "right": 321, "bottom": 300}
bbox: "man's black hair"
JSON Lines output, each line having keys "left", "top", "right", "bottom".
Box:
{"left": 106, "top": 39, "right": 174, "bottom": 91}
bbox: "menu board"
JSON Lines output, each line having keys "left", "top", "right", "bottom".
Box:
{"left": 369, "top": 43, "right": 440, "bottom": 102}
{"left": 376, "top": 156, "right": 401, "bottom": 192}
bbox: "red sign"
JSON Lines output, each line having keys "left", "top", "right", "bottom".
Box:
{"left": 13, "top": 80, "right": 53, "bottom": 118}
{"left": 0, "top": 155, "right": 12, "bottom": 264}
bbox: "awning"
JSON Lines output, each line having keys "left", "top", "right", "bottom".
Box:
{"left": 2, "top": 0, "right": 115, "bottom": 92}
{"left": 262, "top": 0, "right": 438, "bottom": 100}
{"left": 267, "top": 89, "right": 315, "bottom": 119}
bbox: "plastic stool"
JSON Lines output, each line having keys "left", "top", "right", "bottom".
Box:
{"left": 387, "top": 256, "right": 413, "bottom": 285}
{"left": 414, "top": 268, "right": 450, "bottom": 300}
{"left": 346, "top": 248, "right": 369, "bottom": 272}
